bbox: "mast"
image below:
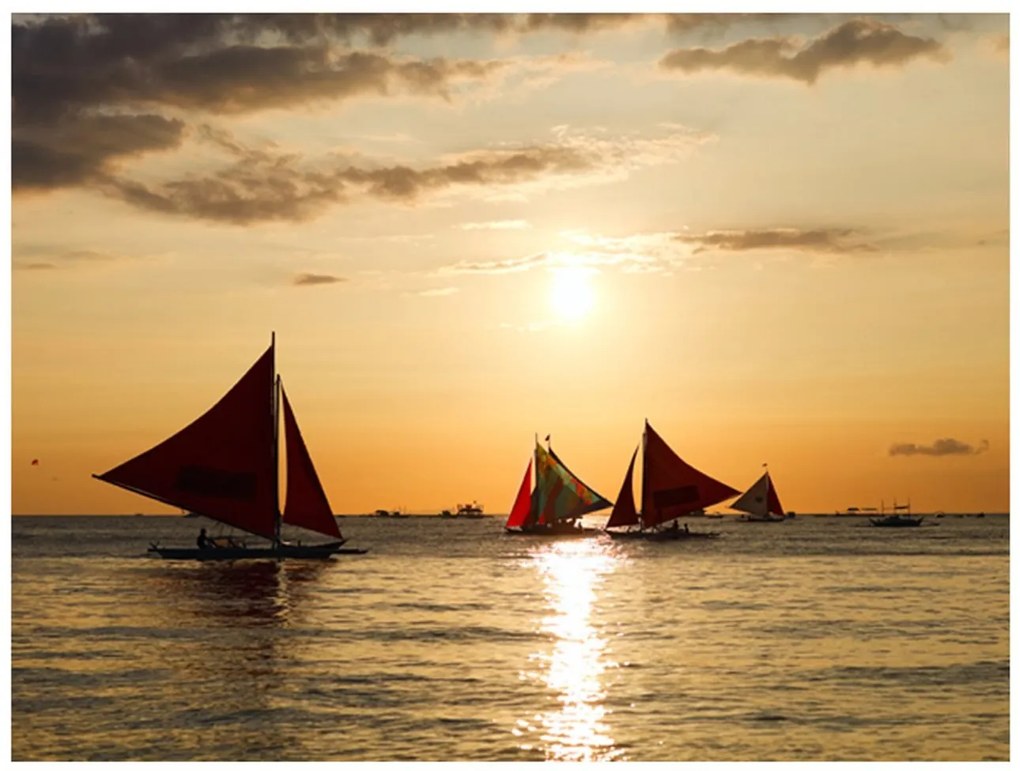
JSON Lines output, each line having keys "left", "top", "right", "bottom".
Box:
{"left": 271, "top": 331, "right": 281, "bottom": 547}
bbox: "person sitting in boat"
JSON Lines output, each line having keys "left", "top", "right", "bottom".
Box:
{"left": 196, "top": 528, "right": 216, "bottom": 549}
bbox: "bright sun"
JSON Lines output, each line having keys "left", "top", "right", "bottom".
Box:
{"left": 549, "top": 267, "right": 596, "bottom": 322}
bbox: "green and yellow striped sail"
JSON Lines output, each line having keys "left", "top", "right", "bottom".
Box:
{"left": 534, "top": 443, "right": 611, "bottom": 525}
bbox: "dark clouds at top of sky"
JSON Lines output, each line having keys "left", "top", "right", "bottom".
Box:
{"left": 11, "top": 13, "right": 962, "bottom": 222}
{"left": 659, "top": 19, "right": 948, "bottom": 84}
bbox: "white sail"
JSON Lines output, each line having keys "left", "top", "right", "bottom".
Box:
{"left": 731, "top": 472, "right": 770, "bottom": 518}
{"left": 731, "top": 471, "right": 784, "bottom": 520}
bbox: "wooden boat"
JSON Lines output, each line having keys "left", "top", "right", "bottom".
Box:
{"left": 504, "top": 437, "right": 611, "bottom": 536}
{"left": 603, "top": 421, "right": 737, "bottom": 540}
{"left": 94, "top": 334, "right": 367, "bottom": 560}
{"left": 732, "top": 468, "right": 787, "bottom": 522}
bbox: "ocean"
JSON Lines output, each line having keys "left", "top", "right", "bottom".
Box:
{"left": 10, "top": 513, "right": 1009, "bottom": 761}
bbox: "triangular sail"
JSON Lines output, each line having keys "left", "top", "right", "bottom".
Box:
{"left": 535, "top": 443, "right": 611, "bottom": 524}
{"left": 281, "top": 384, "right": 343, "bottom": 540}
{"left": 94, "top": 346, "right": 277, "bottom": 540}
{"left": 766, "top": 474, "right": 784, "bottom": 518}
{"left": 730, "top": 471, "right": 770, "bottom": 518}
{"left": 605, "top": 447, "right": 639, "bottom": 529}
{"left": 732, "top": 471, "right": 785, "bottom": 519}
{"left": 641, "top": 422, "right": 739, "bottom": 528}
{"left": 505, "top": 459, "right": 533, "bottom": 529}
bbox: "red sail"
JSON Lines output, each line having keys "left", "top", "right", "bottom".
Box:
{"left": 641, "top": 422, "right": 740, "bottom": 528}
{"left": 605, "top": 447, "right": 639, "bottom": 529}
{"left": 95, "top": 346, "right": 277, "bottom": 539}
{"left": 505, "top": 459, "right": 533, "bottom": 529}
{"left": 767, "top": 473, "right": 785, "bottom": 518}
{"left": 281, "top": 385, "right": 343, "bottom": 540}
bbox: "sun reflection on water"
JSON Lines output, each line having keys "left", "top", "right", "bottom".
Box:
{"left": 515, "top": 539, "right": 624, "bottom": 762}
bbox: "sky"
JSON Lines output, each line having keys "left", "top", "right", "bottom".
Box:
{"left": 8, "top": 11, "right": 1011, "bottom": 515}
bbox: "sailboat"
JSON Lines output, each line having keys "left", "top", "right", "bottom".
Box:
{"left": 604, "top": 421, "right": 739, "bottom": 540}
{"left": 504, "top": 437, "right": 612, "bottom": 536}
{"left": 731, "top": 468, "right": 787, "bottom": 522}
{"left": 93, "top": 335, "right": 367, "bottom": 560}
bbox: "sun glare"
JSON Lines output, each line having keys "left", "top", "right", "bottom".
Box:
{"left": 549, "top": 267, "right": 595, "bottom": 322}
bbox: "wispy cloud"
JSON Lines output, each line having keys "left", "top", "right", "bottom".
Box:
{"left": 85, "top": 124, "right": 711, "bottom": 225}
{"left": 442, "top": 252, "right": 547, "bottom": 275}
{"left": 293, "top": 272, "right": 346, "bottom": 286}
{"left": 889, "top": 438, "right": 990, "bottom": 457}
{"left": 459, "top": 220, "right": 531, "bottom": 230}
{"left": 675, "top": 227, "right": 877, "bottom": 254}
{"left": 12, "top": 248, "right": 126, "bottom": 270}
{"left": 660, "top": 19, "right": 949, "bottom": 84}
{"left": 415, "top": 286, "right": 460, "bottom": 297}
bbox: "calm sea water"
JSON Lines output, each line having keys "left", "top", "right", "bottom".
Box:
{"left": 11, "top": 513, "right": 1009, "bottom": 761}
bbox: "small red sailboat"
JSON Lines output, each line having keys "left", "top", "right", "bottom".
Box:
{"left": 605, "top": 420, "right": 739, "bottom": 540}
{"left": 94, "top": 334, "right": 366, "bottom": 560}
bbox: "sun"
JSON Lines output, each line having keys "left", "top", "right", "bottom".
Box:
{"left": 549, "top": 266, "right": 596, "bottom": 322}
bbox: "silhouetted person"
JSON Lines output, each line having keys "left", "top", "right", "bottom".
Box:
{"left": 197, "top": 528, "right": 213, "bottom": 549}
{"left": 684, "top": 523, "right": 690, "bottom": 533}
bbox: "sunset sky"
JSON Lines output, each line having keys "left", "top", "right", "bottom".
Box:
{"left": 9, "top": 12, "right": 1011, "bottom": 515}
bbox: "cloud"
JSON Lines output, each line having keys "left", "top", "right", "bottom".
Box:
{"left": 459, "top": 220, "right": 531, "bottom": 231}
{"left": 442, "top": 252, "right": 547, "bottom": 275}
{"left": 675, "top": 227, "right": 878, "bottom": 254}
{"left": 87, "top": 124, "right": 708, "bottom": 225}
{"left": 293, "top": 273, "right": 346, "bottom": 286}
{"left": 889, "top": 438, "right": 990, "bottom": 457}
{"left": 12, "top": 248, "right": 125, "bottom": 270}
{"left": 660, "top": 19, "right": 949, "bottom": 84}
{"left": 13, "top": 114, "right": 186, "bottom": 192}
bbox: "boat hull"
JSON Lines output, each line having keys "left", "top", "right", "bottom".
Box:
{"left": 869, "top": 516, "right": 924, "bottom": 528}
{"left": 607, "top": 528, "right": 719, "bottom": 540}
{"left": 504, "top": 527, "right": 602, "bottom": 538}
{"left": 148, "top": 542, "right": 368, "bottom": 560}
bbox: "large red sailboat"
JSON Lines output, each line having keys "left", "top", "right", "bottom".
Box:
{"left": 93, "top": 335, "right": 366, "bottom": 560}
{"left": 605, "top": 420, "right": 739, "bottom": 540}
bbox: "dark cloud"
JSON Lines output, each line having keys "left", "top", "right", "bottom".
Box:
{"left": 890, "top": 438, "right": 989, "bottom": 457}
{"left": 675, "top": 227, "right": 877, "bottom": 254}
{"left": 13, "top": 114, "right": 185, "bottom": 191}
{"left": 660, "top": 19, "right": 948, "bottom": 83}
{"left": 294, "top": 273, "right": 346, "bottom": 286}
{"left": 10, "top": 14, "right": 511, "bottom": 196}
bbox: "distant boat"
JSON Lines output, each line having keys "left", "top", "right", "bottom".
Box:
{"left": 93, "top": 335, "right": 367, "bottom": 560}
{"left": 604, "top": 421, "right": 737, "bottom": 540}
{"left": 870, "top": 499, "right": 923, "bottom": 527}
{"left": 731, "top": 469, "right": 787, "bottom": 522}
{"left": 505, "top": 437, "right": 611, "bottom": 536}
{"left": 836, "top": 506, "right": 879, "bottom": 516}
{"left": 455, "top": 502, "right": 485, "bottom": 518}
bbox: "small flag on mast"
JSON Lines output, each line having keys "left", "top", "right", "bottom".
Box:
{"left": 30, "top": 459, "right": 39, "bottom": 466}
